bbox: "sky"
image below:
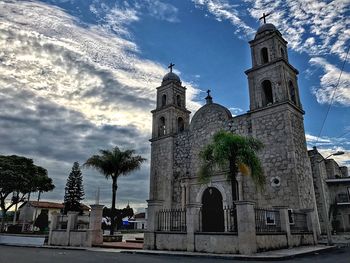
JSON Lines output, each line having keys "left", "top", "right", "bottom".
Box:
{"left": 0, "top": 0, "right": 349, "bottom": 212}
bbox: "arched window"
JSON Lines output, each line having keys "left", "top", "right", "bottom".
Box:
{"left": 261, "top": 47, "right": 269, "bottom": 64}
{"left": 289, "top": 81, "right": 296, "bottom": 104}
{"left": 177, "top": 117, "right": 184, "bottom": 132}
{"left": 176, "top": 95, "right": 181, "bottom": 107}
{"left": 262, "top": 80, "right": 273, "bottom": 106}
{"left": 161, "top": 94, "right": 166, "bottom": 107}
{"left": 281, "top": 48, "right": 285, "bottom": 59}
{"left": 158, "top": 117, "right": 166, "bottom": 136}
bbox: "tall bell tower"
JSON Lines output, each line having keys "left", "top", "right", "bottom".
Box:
{"left": 149, "top": 64, "right": 190, "bottom": 208}
{"left": 244, "top": 19, "right": 317, "bottom": 211}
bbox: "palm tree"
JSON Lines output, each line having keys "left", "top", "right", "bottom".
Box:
{"left": 84, "top": 146, "right": 145, "bottom": 235}
{"left": 199, "top": 130, "right": 265, "bottom": 202}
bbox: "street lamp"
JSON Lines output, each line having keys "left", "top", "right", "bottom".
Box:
{"left": 317, "top": 150, "right": 345, "bottom": 246}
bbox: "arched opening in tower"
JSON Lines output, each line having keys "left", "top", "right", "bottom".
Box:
{"left": 289, "top": 81, "right": 296, "bottom": 104}
{"left": 261, "top": 47, "right": 269, "bottom": 64}
{"left": 262, "top": 80, "right": 273, "bottom": 106}
{"left": 158, "top": 116, "right": 166, "bottom": 136}
{"left": 177, "top": 117, "right": 184, "bottom": 132}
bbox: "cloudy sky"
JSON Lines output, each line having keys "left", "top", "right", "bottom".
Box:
{"left": 0, "top": 0, "right": 349, "bottom": 211}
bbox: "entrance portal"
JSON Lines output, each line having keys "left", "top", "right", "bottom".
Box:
{"left": 201, "top": 187, "right": 224, "bottom": 232}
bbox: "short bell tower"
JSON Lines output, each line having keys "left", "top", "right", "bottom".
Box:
{"left": 149, "top": 64, "right": 190, "bottom": 208}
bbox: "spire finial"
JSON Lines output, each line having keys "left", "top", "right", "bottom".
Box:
{"left": 205, "top": 89, "right": 213, "bottom": 104}
{"left": 259, "top": 12, "right": 270, "bottom": 24}
{"left": 168, "top": 62, "right": 175, "bottom": 73}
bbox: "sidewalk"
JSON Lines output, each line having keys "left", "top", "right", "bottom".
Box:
{"left": 115, "top": 245, "right": 335, "bottom": 260}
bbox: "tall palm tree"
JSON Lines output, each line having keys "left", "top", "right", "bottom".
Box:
{"left": 199, "top": 130, "right": 265, "bottom": 202}
{"left": 84, "top": 146, "right": 145, "bottom": 235}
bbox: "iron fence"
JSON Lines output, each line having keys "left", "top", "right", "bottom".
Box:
{"left": 290, "top": 212, "right": 309, "bottom": 233}
{"left": 255, "top": 208, "right": 282, "bottom": 233}
{"left": 157, "top": 209, "right": 186, "bottom": 232}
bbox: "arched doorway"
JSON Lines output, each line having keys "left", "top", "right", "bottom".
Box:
{"left": 201, "top": 187, "right": 224, "bottom": 232}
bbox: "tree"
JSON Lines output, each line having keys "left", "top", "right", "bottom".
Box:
{"left": 0, "top": 155, "right": 55, "bottom": 231}
{"left": 34, "top": 209, "right": 49, "bottom": 232}
{"left": 199, "top": 130, "right": 265, "bottom": 202}
{"left": 84, "top": 146, "right": 145, "bottom": 235}
{"left": 63, "top": 162, "right": 85, "bottom": 214}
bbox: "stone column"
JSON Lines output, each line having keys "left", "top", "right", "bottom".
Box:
{"left": 301, "top": 208, "right": 318, "bottom": 245}
{"left": 274, "top": 206, "right": 291, "bottom": 247}
{"left": 236, "top": 173, "right": 243, "bottom": 201}
{"left": 235, "top": 201, "right": 257, "bottom": 255}
{"left": 67, "top": 211, "right": 79, "bottom": 230}
{"left": 144, "top": 200, "right": 163, "bottom": 250}
{"left": 181, "top": 183, "right": 186, "bottom": 209}
{"left": 48, "top": 212, "right": 59, "bottom": 245}
{"left": 89, "top": 204, "right": 104, "bottom": 246}
{"left": 186, "top": 203, "right": 201, "bottom": 252}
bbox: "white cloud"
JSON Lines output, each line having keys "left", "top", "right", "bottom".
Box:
{"left": 306, "top": 133, "right": 350, "bottom": 168}
{"left": 0, "top": 1, "right": 200, "bottom": 132}
{"left": 309, "top": 57, "right": 350, "bottom": 106}
{"left": 193, "top": 0, "right": 350, "bottom": 106}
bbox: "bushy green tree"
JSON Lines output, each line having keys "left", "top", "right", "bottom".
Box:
{"left": 84, "top": 147, "right": 145, "bottom": 235}
{"left": 0, "top": 155, "right": 54, "bottom": 231}
{"left": 199, "top": 130, "right": 265, "bottom": 202}
{"left": 63, "top": 162, "right": 85, "bottom": 214}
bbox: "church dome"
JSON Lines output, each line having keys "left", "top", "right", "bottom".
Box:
{"left": 162, "top": 72, "right": 181, "bottom": 84}
{"left": 255, "top": 23, "right": 277, "bottom": 38}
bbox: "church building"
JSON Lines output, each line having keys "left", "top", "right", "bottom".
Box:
{"left": 145, "top": 22, "right": 318, "bottom": 254}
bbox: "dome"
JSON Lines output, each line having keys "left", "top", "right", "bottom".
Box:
{"left": 256, "top": 23, "right": 277, "bottom": 35}
{"left": 162, "top": 72, "right": 181, "bottom": 83}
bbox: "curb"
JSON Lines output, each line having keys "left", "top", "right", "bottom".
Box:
{"left": 119, "top": 246, "right": 336, "bottom": 261}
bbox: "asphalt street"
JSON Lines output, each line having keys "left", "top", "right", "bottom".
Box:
{"left": 0, "top": 246, "right": 349, "bottom": 263}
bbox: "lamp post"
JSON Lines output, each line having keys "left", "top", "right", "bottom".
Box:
{"left": 317, "top": 150, "right": 345, "bottom": 246}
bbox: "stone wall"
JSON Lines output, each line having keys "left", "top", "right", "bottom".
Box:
{"left": 155, "top": 232, "right": 187, "bottom": 250}
{"left": 195, "top": 233, "right": 239, "bottom": 254}
{"left": 256, "top": 234, "right": 287, "bottom": 251}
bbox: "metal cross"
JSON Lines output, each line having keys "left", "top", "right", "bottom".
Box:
{"left": 207, "top": 89, "right": 211, "bottom": 96}
{"left": 168, "top": 63, "right": 175, "bottom": 72}
{"left": 259, "top": 13, "right": 270, "bottom": 24}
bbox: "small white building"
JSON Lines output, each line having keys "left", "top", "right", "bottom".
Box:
{"left": 18, "top": 201, "right": 90, "bottom": 223}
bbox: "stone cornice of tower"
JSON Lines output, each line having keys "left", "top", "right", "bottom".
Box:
{"left": 149, "top": 133, "right": 176, "bottom": 143}
{"left": 151, "top": 104, "right": 191, "bottom": 114}
{"left": 156, "top": 82, "right": 186, "bottom": 91}
{"left": 247, "top": 100, "right": 305, "bottom": 115}
{"left": 244, "top": 57, "right": 299, "bottom": 75}
{"left": 250, "top": 30, "right": 287, "bottom": 45}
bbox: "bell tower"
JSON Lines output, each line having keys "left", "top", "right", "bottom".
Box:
{"left": 243, "top": 20, "right": 317, "bottom": 211}
{"left": 149, "top": 63, "right": 190, "bottom": 208}
{"left": 245, "top": 20, "right": 302, "bottom": 111}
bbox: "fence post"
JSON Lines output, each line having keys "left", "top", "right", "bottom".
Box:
{"left": 89, "top": 204, "right": 104, "bottom": 246}
{"left": 301, "top": 208, "right": 318, "bottom": 245}
{"left": 235, "top": 201, "right": 257, "bottom": 255}
{"left": 274, "top": 206, "right": 291, "bottom": 247}
{"left": 186, "top": 203, "right": 201, "bottom": 252}
{"left": 144, "top": 200, "right": 163, "bottom": 250}
{"left": 48, "top": 212, "right": 59, "bottom": 245}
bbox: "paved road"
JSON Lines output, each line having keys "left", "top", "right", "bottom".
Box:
{"left": 0, "top": 246, "right": 349, "bottom": 263}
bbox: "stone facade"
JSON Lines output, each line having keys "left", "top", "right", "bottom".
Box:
{"left": 309, "top": 147, "right": 350, "bottom": 233}
{"left": 145, "top": 23, "right": 318, "bottom": 253}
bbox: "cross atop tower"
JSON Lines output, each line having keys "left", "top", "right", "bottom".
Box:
{"left": 168, "top": 62, "right": 175, "bottom": 73}
{"left": 205, "top": 89, "right": 213, "bottom": 104}
{"left": 259, "top": 12, "right": 270, "bottom": 24}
